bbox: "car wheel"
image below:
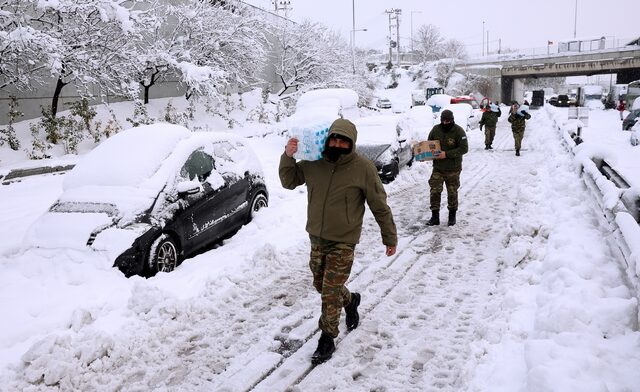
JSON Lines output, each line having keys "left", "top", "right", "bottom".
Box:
{"left": 248, "top": 192, "right": 268, "bottom": 222}
{"left": 388, "top": 160, "right": 399, "bottom": 182}
{"left": 148, "top": 234, "right": 180, "bottom": 276}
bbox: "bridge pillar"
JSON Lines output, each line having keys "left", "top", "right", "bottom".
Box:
{"left": 501, "top": 77, "right": 529, "bottom": 104}
{"left": 617, "top": 69, "right": 640, "bottom": 84}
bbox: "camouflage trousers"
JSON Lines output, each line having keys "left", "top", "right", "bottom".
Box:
{"left": 309, "top": 235, "right": 356, "bottom": 338}
{"left": 512, "top": 130, "right": 525, "bottom": 151}
{"left": 484, "top": 126, "right": 496, "bottom": 147}
{"left": 428, "top": 168, "right": 462, "bottom": 211}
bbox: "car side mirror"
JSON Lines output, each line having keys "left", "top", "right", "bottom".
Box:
{"left": 176, "top": 180, "right": 202, "bottom": 197}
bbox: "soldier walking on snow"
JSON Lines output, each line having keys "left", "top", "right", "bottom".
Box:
{"left": 426, "top": 109, "right": 469, "bottom": 227}
{"left": 479, "top": 102, "right": 501, "bottom": 150}
{"left": 507, "top": 102, "right": 531, "bottom": 156}
{"left": 279, "top": 118, "right": 398, "bottom": 365}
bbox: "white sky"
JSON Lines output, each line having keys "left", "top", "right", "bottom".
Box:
{"left": 247, "top": 0, "right": 640, "bottom": 55}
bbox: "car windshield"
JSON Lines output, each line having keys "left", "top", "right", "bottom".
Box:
{"left": 356, "top": 144, "right": 391, "bottom": 161}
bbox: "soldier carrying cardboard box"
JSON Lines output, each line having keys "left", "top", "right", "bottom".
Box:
{"left": 425, "top": 109, "right": 469, "bottom": 226}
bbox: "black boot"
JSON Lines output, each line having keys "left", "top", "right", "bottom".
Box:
{"left": 515, "top": 149, "right": 520, "bottom": 156}
{"left": 311, "top": 332, "right": 335, "bottom": 364}
{"left": 345, "top": 292, "right": 361, "bottom": 331}
{"left": 448, "top": 209, "right": 457, "bottom": 226}
{"left": 426, "top": 210, "right": 440, "bottom": 226}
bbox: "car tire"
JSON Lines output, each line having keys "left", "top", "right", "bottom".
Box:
{"left": 247, "top": 192, "right": 268, "bottom": 223}
{"left": 387, "top": 160, "right": 399, "bottom": 183}
{"left": 147, "top": 234, "right": 180, "bottom": 276}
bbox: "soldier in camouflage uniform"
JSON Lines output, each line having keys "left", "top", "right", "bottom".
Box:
{"left": 507, "top": 102, "right": 531, "bottom": 156}
{"left": 479, "top": 103, "right": 501, "bottom": 150}
{"left": 279, "top": 118, "right": 398, "bottom": 365}
{"left": 426, "top": 109, "right": 469, "bottom": 226}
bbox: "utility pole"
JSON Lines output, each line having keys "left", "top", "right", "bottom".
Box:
{"left": 486, "top": 31, "right": 489, "bottom": 56}
{"left": 395, "top": 9, "right": 401, "bottom": 65}
{"left": 385, "top": 9, "right": 393, "bottom": 65}
{"left": 385, "top": 8, "right": 402, "bottom": 66}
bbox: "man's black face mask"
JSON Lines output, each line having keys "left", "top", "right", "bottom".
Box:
{"left": 324, "top": 146, "right": 350, "bottom": 162}
{"left": 441, "top": 121, "right": 454, "bottom": 131}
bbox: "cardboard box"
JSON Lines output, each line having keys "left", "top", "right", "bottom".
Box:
{"left": 413, "top": 140, "right": 441, "bottom": 161}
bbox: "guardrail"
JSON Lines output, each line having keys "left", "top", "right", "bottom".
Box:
{"left": 553, "top": 109, "right": 640, "bottom": 295}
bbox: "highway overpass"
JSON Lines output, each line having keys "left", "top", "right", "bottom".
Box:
{"left": 457, "top": 46, "right": 640, "bottom": 103}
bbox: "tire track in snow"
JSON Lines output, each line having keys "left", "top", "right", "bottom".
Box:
{"left": 248, "top": 132, "right": 520, "bottom": 391}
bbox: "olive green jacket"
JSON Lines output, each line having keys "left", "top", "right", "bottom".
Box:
{"left": 279, "top": 119, "right": 397, "bottom": 246}
{"left": 508, "top": 112, "right": 531, "bottom": 132}
{"left": 479, "top": 110, "right": 501, "bottom": 128}
{"left": 427, "top": 123, "right": 469, "bottom": 171}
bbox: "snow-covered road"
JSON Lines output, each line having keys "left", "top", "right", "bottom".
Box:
{"left": 1, "top": 109, "right": 639, "bottom": 391}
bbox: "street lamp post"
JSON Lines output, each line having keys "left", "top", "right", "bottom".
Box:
{"left": 351, "top": 0, "right": 356, "bottom": 73}
{"left": 351, "top": 28, "right": 367, "bottom": 73}
{"left": 411, "top": 10, "right": 422, "bottom": 64}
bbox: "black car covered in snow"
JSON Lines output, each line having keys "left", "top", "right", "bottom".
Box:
{"left": 23, "top": 124, "right": 268, "bottom": 277}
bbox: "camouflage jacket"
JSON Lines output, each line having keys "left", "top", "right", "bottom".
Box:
{"left": 508, "top": 112, "right": 531, "bottom": 132}
{"left": 427, "top": 123, "right": 469, "bottom": 171}
{"left": 479, "top": 110, "right": 501, "bottom": 128}
{"left": 279, "top": 120, "right": 397, "bottom": 247}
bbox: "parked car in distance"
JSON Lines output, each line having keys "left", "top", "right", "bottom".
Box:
{"left": 376, "top": 97, "right": 392, "bottom": 109}
{"left": 354, "top": 115, "right": 413, "bottom": 183}
{"left": 399, "top": 105, "right": 434, "bottom": 144}
{"left": 441, "top": 103, "right": 478, "bottom": 131}
{"left": 623, "top": 109, "right": 640, "bottom": 130}
{"left": 296, "top": 88, "right": 360, "bottom": 119}
{"left": 426, "top": 93, "right": 454, "bottom": 114}
{"left": 23, "top": 124, "right": 269, "bottom": 277}
{"left": 556, "top": 94, "right": 570, "bottom": 107}
{"left": 450, "top": 95, "right": 480, "bottom": 109}
{"left": 548, "top": 95, "right": 559, "bottom": 106}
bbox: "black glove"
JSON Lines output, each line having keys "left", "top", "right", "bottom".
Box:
{"left": 479, "top": 125, "right": 483, "bottom": 131}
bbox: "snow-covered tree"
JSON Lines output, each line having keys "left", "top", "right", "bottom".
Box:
{"left": 0, "top": 95, "right": 22, "bottom": 150}
{"left": 415, "top": 24, "right": 444, "bottom": 62}
{"left": 0, "top": 0, "right": 61, "bottom": 91}
{"left": 441, "top": 39, "right": 467, "bottom": 61}
{"left": 134, "top": 0, "right": 268, "bottom": 104}
{"left": 270, "top": 19, "right": 375, "bottom": 102}
{"left": 21, "top": 0, "right": 146, "bottom": 117}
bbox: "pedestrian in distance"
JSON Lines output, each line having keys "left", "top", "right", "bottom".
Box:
{"left": 507, "top": 102, "right": 531, "bottom": 156}
{"left": 425, "top": 109, "right": 469, "bottom": 227}
{"left": 279, "top": 118, "right": 398, "bottom": 365}
{"left": 617, "top": 99, "right": 626, "bottom": 120}
{"left": 479, "top": 102, "right": 502, "bottom": 150}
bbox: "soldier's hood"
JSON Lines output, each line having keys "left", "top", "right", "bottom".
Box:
{"left": 327, "top": 118, "right": 357, "bottom": 145}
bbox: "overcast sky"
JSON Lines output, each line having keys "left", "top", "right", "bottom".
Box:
{"left": 245, "top": 0, "right": 639, "bottom": 56}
